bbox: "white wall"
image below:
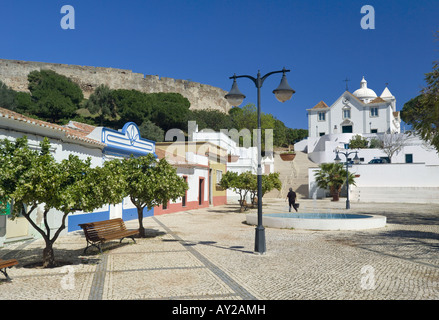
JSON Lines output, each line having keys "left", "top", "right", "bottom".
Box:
{"left": 308, "top": 92, "right": 399, "bottom": 138}
{"left": 309, "top": 163, "right": 439, "bottom": 204}
{"left": 0, "top": 122, "right": 105, "bottom": 244}
{"left": 305, "top": 132, "right": 439, "bottom": 166}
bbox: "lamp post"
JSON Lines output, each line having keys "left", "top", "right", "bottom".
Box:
{"left": 334, "top": 149, "right": 360, "bottom": 209}
{"left": 225, "top": 68, "right": 295, "bottom": 254}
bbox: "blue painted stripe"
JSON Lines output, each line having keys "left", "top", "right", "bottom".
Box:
{"left": 122, "top": 207, "right": 154, "bottom": 221}
{"left": 68, "top": 211, "right": 110, "bottom": 232}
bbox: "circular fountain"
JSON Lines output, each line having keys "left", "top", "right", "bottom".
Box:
{"left": 246, "top": 212, "right": 386, "bottom": 231}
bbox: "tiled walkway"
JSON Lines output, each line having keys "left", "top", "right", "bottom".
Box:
{"left": 1, "top": 199, "right": 438, "bottom": 300}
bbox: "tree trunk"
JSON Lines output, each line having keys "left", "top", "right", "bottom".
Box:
{"left": 137, "top": 206, "right": 146, "bottom": 238}
{"left": 330, "top": 186, "right": 340, "bottom": 201}
{"left": 42, "top": 242, "right": 56, "bottom": 268}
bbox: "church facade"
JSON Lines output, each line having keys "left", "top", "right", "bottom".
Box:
{"left": 297, "top": 77, "right": 439, "bottom": 204}
{"left": 307, "top": 77, "right": 400, "bottom": 138}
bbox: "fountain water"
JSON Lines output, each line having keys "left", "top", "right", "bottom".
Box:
{"left": 246, "top": 193, "right": 386, "bottom": 231}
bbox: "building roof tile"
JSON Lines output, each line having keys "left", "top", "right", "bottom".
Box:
{"left": 311, "top": 101, "right": 330, "bottom": 110}
{"left": 0, "top": 107, "right": 105, "bottom": 147}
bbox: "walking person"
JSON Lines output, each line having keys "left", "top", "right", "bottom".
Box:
{"left": 286, "top": 187, "right": 298, "bottom": 212}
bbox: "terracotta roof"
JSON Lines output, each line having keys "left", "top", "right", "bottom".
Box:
{"left": 155, "top": 148, "right": 186, "bottom": 163}
{"left": 65, "top": 121, "right": 97, "bottom": 135}
{"left": 368, "top": 97, "right": 386, "bottom": 104}
{"left": 0, "top": 107, "right": 105, "bottom": 147}
{"left": 155, "top": 148, "right": 209, "bottom": 168}
{"left": 311, "top": 101, "right": 330, "bottom": 109}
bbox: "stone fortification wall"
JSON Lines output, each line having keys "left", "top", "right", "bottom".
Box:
{"left": 0, "top": 59, "right": 231, "bottom": 113}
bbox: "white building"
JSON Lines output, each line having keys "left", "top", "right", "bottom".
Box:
{"left": 308, "top": 77, "right": 400, "bottom": 138}
{"left": 189, "top": 121, "right": 275, "bottom": 202}
{"left": 296, "top": 77, "right": 439, "bottom": 204}
{"left": 0, "top": 108, "right": 106, "bottom": 245}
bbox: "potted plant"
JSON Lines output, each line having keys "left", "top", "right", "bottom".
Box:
{"left": 280, "top": 150, "right": 296, "bottom": 161}
{"left": 314, "top": 163, "right": 356, "bottom": 201}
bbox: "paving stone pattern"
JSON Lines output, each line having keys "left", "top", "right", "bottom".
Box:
{"left": 0, "top": 199, "right": 438, "bottom": 300}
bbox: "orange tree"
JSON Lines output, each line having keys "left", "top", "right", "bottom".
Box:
{"left": 0, "top": 137, "right": 125, "bottom": 267}
{"left": 112, "top": 153, "right": 188, "bottom": 237}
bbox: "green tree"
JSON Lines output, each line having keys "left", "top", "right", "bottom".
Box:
{"left": 274, "top": 119, "right": 288, "bottom": 147}
{"left": 401, "top": 31, "right": 439, "bottom": 152}
{"left": 0, "top": 81, "right": 17, "bottom": 110}
{"left": 187, "top": 109, "right": 233, "bottom": 132}
{"left": 116, "top": 154, "right": 188, "bottom": 237}
{"left": 138, "top": 119, "right": 165, "bottom": 142}
{"left": 229, "top": 104, "right": 256, "bottom": 131}
{"left": 349, "top": 134, "right": 369, "bottom": 149}
{"left": 219, "top": 171, "right": 251, "bottom": 211}
{"left": 14, "top": 92, "right": 33, "bottom": 114}
{"left": 85, "top": 85, "right": 116, "bottom": 125}
{"left": 0, "top": 136, "right": 125, "bottom": 267}
{"left": 228, "top": 104, "right": 279, "bottom": 148}
{"left": 111, "top": 89, "right": 153, "bottom": 126}
{"left": 150, "top": 92, "right": 191, "bottom": 132}
{"left": 368, "top": 137, "right": 383, "bottom": 149}
{"left": 286, "top": 128, "right": 308, "bottom": 145}
{"left": 26, "top": 70, "right": 84, "bottom": 123}
{"left": 401, "top": 64, "right": 439, "bottom": 152}
{"left": 247, "top": 172, "right": 282, "bottom": 204}
{"left": 220, "top": 171, "right": 281, "bottom": 212}
{"left": 314, "top": 163, "right": 356, "bottom": 201}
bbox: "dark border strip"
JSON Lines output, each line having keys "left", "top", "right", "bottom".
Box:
{"left": 152, "top": 216, "right": 257, "bottom": 300}
{"left": 88, "top": 254, "right": 108, "bottom": 300}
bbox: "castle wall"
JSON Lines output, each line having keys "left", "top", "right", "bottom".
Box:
{"left": 0, "top": 59, "right": 231, "bottom": 113}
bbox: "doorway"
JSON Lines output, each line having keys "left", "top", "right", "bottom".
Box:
{"left": 342, "top": 125, "right": 353, "bottom": 133}
{"left": 209, "top": 169, "right": 212, "bottom": 205}
{"left": 199, "top": 178, "right": 204, "bottom": 206}
{"left": 182, "top": 176, "right": 187, "bottom": 207}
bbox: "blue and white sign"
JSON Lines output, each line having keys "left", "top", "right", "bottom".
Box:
{"left": 102, "top": 122, "right": 156, "bottom": 157}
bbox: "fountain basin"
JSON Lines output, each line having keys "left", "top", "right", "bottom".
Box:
{"left": 246, "top": 213, "right": 386, "bottom": 231}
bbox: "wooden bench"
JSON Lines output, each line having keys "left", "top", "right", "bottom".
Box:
{"left": 0, "top": 259, "right": 18, "bottom": 281}
{"left": 78, "top": 218, "right": 139, "bottom": 254}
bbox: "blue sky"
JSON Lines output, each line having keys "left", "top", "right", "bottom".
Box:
{"left": 1, "top": 0, "right": 438, "bottom": 130}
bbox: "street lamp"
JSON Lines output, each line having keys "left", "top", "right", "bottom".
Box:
{"left": 334, "top": 149, "right": 360, "bottom": 209}
{"left": 225, "top": 68, "right": 295, "bottom": 254}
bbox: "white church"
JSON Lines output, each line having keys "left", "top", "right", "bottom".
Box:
{"left": 295, "top": 77, "right": 439, "bottom": 204}
{"left": 308, "top": 76, "right": 400, "bottom": 138}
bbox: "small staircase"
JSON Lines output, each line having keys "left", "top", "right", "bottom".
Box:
{"left": 265, "top": 151, "right": 317, "bottom": 199}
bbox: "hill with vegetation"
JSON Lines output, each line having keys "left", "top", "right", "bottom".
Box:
{"left": 0, "top": 70, "right": 307, "bottom": 146}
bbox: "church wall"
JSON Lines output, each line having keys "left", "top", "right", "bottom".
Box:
{"left": 310, "top": 110, "right": 330, "bottom": 137}
{"left": 366, "top": 104, "right": 388, "bottom": 133}
{"left": 309, "top": 93, "right": 394, "bottom": 138}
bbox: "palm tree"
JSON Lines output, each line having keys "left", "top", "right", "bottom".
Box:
{"left": 314, "top": 163, "right": 356, "bottom": 201}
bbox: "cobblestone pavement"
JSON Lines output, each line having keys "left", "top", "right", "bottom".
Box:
{"left": 0, "top": 199, "right": 438, "bottom": 300}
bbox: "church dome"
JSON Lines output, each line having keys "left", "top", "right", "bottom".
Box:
{"left": 352, "top": 76, "right": 377, "bottom": 102}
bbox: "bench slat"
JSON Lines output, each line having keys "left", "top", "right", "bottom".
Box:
{"left": 0, "top": 259, "right": 18, "bottom": 269}
{"left": 78, "top": 218, "right": 138, "bottom": 253}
